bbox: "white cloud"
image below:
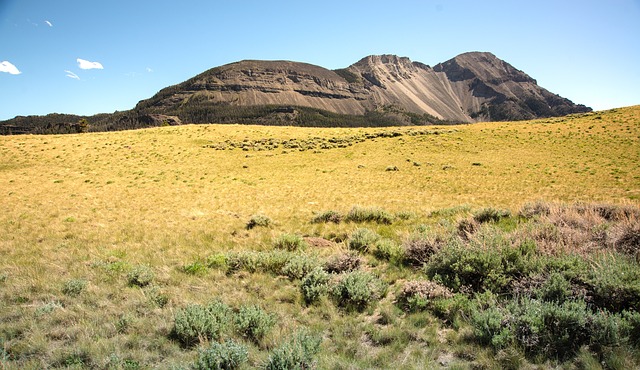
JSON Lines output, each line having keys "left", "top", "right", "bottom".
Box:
{"left": 44, "top": 20, "right": 53, "bottom": 27}
{"left": 65, "top": 70, "right": 80, "bottom": 80}
{"left": 146, "top": 67, "right": 153, "bottom": 73}
{"left": 0, "top": 61, "right": 21, "bottom": 75}
{"left": 77, "top": 58, "right": 103, "bottom": 70}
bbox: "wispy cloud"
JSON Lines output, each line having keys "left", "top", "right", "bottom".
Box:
{"left": 65, "top": 70, "right": 80, "bottom": 80}
{"left": 77, "top": 58, "right": 103, "bottom": 70}
{"left": 44, "top": 20, "right": 53, "bottom": 27}
{"left": 146, "top": 67, "right": 153, "bottom": 73}
{"left": 0, "top": 61, "right": 21, "bottom": 75}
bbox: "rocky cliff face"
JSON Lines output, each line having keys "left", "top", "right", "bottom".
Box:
{"left": 136, "top": 52, "right": 589, "bottom": 124}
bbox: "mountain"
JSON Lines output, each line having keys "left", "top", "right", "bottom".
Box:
{"left": 1, "top": 52, "right": 591, "bottom": 134}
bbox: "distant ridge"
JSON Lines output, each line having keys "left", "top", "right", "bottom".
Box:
{"left": 1, "top": 52, "right": 591, "bottom": 134}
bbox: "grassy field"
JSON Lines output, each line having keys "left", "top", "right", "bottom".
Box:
{"left": 0, "top": 106, "right": 639, "bottom": 369}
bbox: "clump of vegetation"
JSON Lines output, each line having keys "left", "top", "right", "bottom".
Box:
{"left": 311, "top": 210, "right": 343, "bottom": 224}
{"left": 347, "top": 228, "right": 380, "bottom": 253}
{"left": 473, "top": 207, "right": 512, "bottom": 223}
{"left": 396, "top": 280, "right": 453, "bottom": 312}
{"left": 127, "top": 265, "right": 154, "bottom": 287}
{"left": 372, "top": 238, "right": 404, "bottom": 263}
{"left": 345, "top": 206, "right": 395, "bottom": 224}
{"left": 246, "top": 214, "right": 272, "bottom": 229}
{"left": 281, "top": 255, "right": 320, "bottom": 280}
{"left": 234, "top": 305, "right": 275, "bottom": 343}
{"left": 325, "top": 252, "right": 361, "bottom": 273}
{"left": 402, "top": 233, "right": 447, "bottom": 267}
{"left": 331, "top": 270, "right": 387, "bottom": 312}
{"left": 301, "top": 267, "right": 330, "bottom": 304}
{"left": 193, "top": 340, "right": 248, "bottom": 370}
{"left": 182, "top": 260, "right": 208, "bottom": 275}
{"left": 173, "top": 300, "right": 232, "bottom": 346}
{"left": 273, "top": 233, "right": 308, "bottom": 252}
{"left": 61, "top": 279, "right": 87, "bottom": 296}
{"left": 265, "top": 329, "right": 322, "bottom": 370}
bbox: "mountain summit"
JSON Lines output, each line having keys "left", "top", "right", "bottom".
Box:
{"left": 1, "top": 52, "right": 591, "bottom": 134}
{"left": 136, "top": 51, "right": 589, "bottom": 124}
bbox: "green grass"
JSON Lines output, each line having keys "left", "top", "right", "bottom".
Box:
{"left": 0, "top": 106, "right": 639, "bottom": 368}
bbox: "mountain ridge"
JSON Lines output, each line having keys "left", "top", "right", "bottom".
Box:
{"left": 1, "top": 52, "right": 591, "bottom": 134}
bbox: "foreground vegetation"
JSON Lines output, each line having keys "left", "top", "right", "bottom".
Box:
{"left": 0, "top": 106, "right": 639, "bottom": 368}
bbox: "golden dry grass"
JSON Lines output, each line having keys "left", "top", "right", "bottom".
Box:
{"left": 0, "top": 105, "right": 639, "bottom": 368}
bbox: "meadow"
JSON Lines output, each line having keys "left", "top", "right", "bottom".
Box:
{"left": 0, "top": 106, "right": 639, "bottom": 369}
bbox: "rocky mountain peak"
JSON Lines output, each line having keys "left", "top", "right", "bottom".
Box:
{"left": 2, "top": 51, "right": 592, "bottom": 134}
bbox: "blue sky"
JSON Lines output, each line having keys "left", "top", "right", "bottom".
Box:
{"left": 1, "top": 0, "right": 639, "bottom": 121}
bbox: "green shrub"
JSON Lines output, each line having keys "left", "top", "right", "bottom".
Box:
{"left": 193, "top": 340, "right": 248, "bottom": 370}
{"left": 173, "top": 300, "right": 232, "bottom": 346}
{"left": 182, "top": 260, "right": 208, "bottom": 275}
{"left": 265, "top": 329, "right": 322, "bottom": 370}
{"left": 345, "top": 206, "right": 394, "bottom": 224}
{"left": 425, "top": 245, "right": 508, "bottom": 293}
{"left": 623, "top": 310, "right": 640, "bottom": 347}
{"left": 311, "top": 210, "right": 343, "bottom": 224}
{"left": 301, "top": 267, "right": 330, "bottom": 304}
{"left": 473, "top": 207, "right": 512, "bottom": 223}
{"left": 273, "top": 234, "right": 308, "bottom": 252}
{"left": 281, "top": 255, "right": 320, "bottom": 280}
{"left": 62, "top": 279, "right": 87, "bottom": 296}
{"left": 246, "top": 214, "right": 272, "bottom": 230}
{"left": 331, "top": 270, "right": 386, "bottom": 311}
{"left": 585, "top": 253, "right": 640, "bottom": 313}
{"left": 234, "top": 305, "right": 275, "bottom": 343}
{"left": 536, "top": 272, "right": 572, "bottom": 303}
{"left": 348, "top": 228, "right": 380, "bottom": 253}
{"left": 206, "top": 253, "right": 227, "bottom": 269}
{"left": 484, "top": 298, "right": 631, "bottom": 360}
{"left": 146, "top": 286, "right": 169, "bottom": 308}
{"left": 372, "top": 238, "right": 404, "bottom": 263}
{"left": 127, "top": 265, "right": 154, "bottom": 287}
{"left": 470, "top": 306, "right": 512, "bottom": 349}
{"left": 426, "top": 243, "right": 541, "bottom": 294}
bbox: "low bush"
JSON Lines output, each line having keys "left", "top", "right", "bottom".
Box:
{"left": 206, "top": 253, "right": 227, "bottom": 269}
{"left": 246, "top": 214, "right": 272, "bottom": 230}
{"left": 470, "top": 297, "right": 633, "bottom": 360}
{"left": 301, "top": 267, "right": 330, "bottom": 304}
{"left": 193, "top": 340, "right": 248, "bottom": 370}
{"left": 348, "top": 228, "right": 380, "bottom": 253}
{"left": 234, "top": 305, "right": 275, "bottom": 343}
{"left": 402, "top": 233, "right": 447, "bottom": 267}
{"left": 265, "top": 329, "right": 322, "bottom": 370}
{"left": 324, "top": 252, "right": 361, "bottom": 273}
{"left": 281, "top": 255, "right": 320, "bottom": 280}
{"left": 426, "top": 242, "right": 541, "bottom": 294}
{"left": 182, "top": 260, "right": 207, "bottom": 275}
{"left": 473, "top": 207, "right": 512, "bottom": 224}
{"left": 345, "top": 206, "right": 395, "bottom": 224}
{"left": 396, "top": 280, "right": 453, "bottom": 312}
{"left": 331, "top": 270, "right": 386, "bottom": 311}
{"left": 311, "top": 210, "right": 343, "bottom": 224}
{"left": 173, "top": 300, "right": 232, "bottom": 346}
{"left": 372, "top": 238, "right": 404, "bottom": 263}
{"left": 61, "top": 279, "right": 87, "bottom": 296}
{"left": 127, "top": 265, "right": 154, "bottom": 287}
{"left": 273, "top": 233, "right": 308, "bottom": 252}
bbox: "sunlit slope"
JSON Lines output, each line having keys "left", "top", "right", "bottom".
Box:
{"left": 0, "top": 106, "right": 638, "bottom": 245}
